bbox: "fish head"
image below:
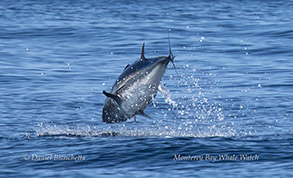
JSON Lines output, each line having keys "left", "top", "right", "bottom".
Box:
{"left": 102, "top": 97, "right": 128, "bottom": 123}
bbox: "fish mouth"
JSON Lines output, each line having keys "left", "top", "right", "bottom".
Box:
{"left": 102, "top": 98, "right": 128, "bottom": 123}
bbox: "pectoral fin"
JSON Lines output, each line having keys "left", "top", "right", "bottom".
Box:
{"left": 103, "top": 91, "right": 122, "bottom": 105}
{"left": 137, "top": 110, "right": 152, "bottom": 119}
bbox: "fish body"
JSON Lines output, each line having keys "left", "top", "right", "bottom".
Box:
{"left": 102, "top": 42, "right": 175, "bottom": 123}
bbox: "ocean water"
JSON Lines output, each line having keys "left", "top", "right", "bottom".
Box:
{"left": 0, "top": 0, "right": 292, "bottom": 177}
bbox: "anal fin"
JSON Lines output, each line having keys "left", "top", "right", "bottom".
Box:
{"left": 137, "top": 110, "right": 152, "bottom": 119}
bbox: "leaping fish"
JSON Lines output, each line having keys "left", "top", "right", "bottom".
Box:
{"left": 102, "top": 40, "right": 176, "bottom": 123}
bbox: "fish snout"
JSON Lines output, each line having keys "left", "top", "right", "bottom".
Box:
{"left": 102, "top": 99, "right": 128, "bottom": 123}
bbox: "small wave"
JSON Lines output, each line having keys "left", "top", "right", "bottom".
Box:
{"left": 34, "top": 122, "right": 237, "bottom": 138}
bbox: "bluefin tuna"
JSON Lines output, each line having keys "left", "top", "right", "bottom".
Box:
{"left": 102, "top": 40, "right": 175, "bottom": 123}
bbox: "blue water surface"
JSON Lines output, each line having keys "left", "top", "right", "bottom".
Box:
{"left": 0, "top": 0, "right": 292, "bottom": 177}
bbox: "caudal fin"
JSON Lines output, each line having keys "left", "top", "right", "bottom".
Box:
{"left": 168, "top": 32, "right": 178, "bottom": 76}
{"left": 168, "top": 32, "right": 173, "bottom": 59}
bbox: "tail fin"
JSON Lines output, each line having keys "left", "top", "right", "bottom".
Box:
{"left": 168, "top": 31, "right": 178, "bottom": 76}
{"left": 168, "top": 32, "right": 173, "bottom": 59}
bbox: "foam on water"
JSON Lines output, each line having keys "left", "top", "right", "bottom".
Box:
{"left": 34, "top": 123, "right": 236, "bottom": 138}
{"left": 34, "top": 64, "right": 238, "bottom": 138}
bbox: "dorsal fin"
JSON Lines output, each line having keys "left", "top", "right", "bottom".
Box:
{"left": 140, "top": 42, "right": 145, "bottom": 61}
{"left": 123, "top": 64, "right": 130, "bottom": 70}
